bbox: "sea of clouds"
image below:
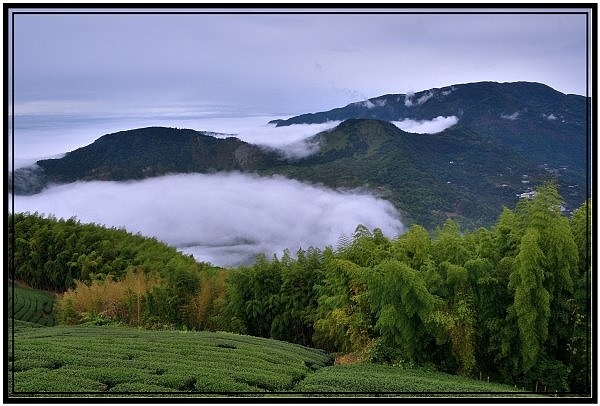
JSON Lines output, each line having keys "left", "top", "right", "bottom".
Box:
{"left": 12, "top": 172, "right": 404, "bottom": 267}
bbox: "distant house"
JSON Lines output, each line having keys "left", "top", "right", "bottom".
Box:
{"left": 517, "top": 191, "right": 537, "bottom": 199}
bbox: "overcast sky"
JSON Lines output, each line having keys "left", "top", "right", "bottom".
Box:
{"left": 8, "top": 7, "right": 591, "bottom": 118}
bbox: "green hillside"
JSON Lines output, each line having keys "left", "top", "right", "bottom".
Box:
{"left": 35, "top": 127, "right": 280, "bottom": 184}
{"left": 295, "top": 363, "right": 531, "bottom": 395}
{"left": 269, "top": 119, "right": 552, "bottom": 229}
{"left": 7, "top": 189, "right": 592, "bottom": 397}
{"left": 10, "top": 81, "right": 589, "bottom": 231}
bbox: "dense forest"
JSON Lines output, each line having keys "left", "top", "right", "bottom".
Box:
{"left": 8, "top": 182, "right": 591, "bottom": 394}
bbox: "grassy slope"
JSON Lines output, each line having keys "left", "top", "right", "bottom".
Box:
{"left": 7, "top": 324, "right": 537, "bottom": 397}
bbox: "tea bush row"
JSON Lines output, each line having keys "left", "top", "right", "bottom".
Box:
{"left": 8, "top": 284, "right": 56, "bottom": 326}
{"left": 295, "top": 363, "right": 528, "bottom": 394}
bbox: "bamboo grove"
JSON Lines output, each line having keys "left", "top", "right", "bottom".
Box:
{"left": 8, "top": 182, "right": 591, "bottom": 394}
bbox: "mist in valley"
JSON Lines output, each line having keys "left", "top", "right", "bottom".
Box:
{"left": 12, "top": 172, "right": 404, "bottom": 267}
{"left": 11, "top": 113, "right": 467, "bottom": 266}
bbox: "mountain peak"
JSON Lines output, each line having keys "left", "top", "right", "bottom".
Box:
{"left": 335, "top": 118, "right": 402, "bottom": 132}
{"left": 272, "top": 81, "right": 579, "bottom": 128}
{"left": 29, "top": 126, "right": 278, "bottom": 186}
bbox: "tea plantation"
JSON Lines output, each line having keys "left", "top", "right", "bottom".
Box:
{"left": 295, "top": 363, "right": 531, "bottom": 396}
{"left": 8, "top": 284, "right": 56, "bottom": 327}
{"left": 7, "top": 322, "right": 538, "bottom": 397}
{"left": 8, "top": 324, "right": 332, "bottom": 394}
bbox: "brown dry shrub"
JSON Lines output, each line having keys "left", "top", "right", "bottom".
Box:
{"left": 56, "top": 269, "right": 160, "bottom": 326}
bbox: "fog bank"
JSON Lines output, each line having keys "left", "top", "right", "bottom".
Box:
{"left": 12, "top": 172, "right": 404, "bottom": 267}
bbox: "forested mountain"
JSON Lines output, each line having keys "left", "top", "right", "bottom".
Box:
{"left": 264, "top": 119, "right": 552, "bottom": 229}
{"left": 7, "top": 81, "right": 592, "bottom": 396}
{"left": 270, "top": 81, "right": 588, "bottom": 174}
{"left": 16, "top": 127, "right": 281, "bottom": 189}
{"left": 9, "top": 81, "right": 589, "bottom": 230}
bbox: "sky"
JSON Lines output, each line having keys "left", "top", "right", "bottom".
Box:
{"left": 8, "top": 7, "right": 591, "bottom": 119}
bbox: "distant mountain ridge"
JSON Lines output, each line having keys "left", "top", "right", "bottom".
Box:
{"left": 10, "top": 81, "right": 589, "bottom": 230}
{"left": 263, "top": 119, "right": 554, "bottom": 228}
{"left": 10, "top": 127, "right": 282, "bottom": 194}
{"left": 270, "top": 81, "right": 588, "bottom": 173}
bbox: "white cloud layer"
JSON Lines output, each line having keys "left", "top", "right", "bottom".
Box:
{"left": 12, "top": 172, "right": 404, "bottom": 267}
{"left": 391, "top": 115, "right": 459, "bottom": 134}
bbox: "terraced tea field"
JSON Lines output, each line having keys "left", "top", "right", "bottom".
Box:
{"left": 8, "top": 325, "right": 333, "bottom": 394}
{"left": 8, "top": 324, "right": 537, "bottom": 397}
{"left": 8, "top": 284, "right": 56, "bottom": 327}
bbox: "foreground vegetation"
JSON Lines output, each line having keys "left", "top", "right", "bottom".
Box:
{"left": 8, "top": 182, "right": 592, "bottom": 396}
{"left": 8, "top": 324, "right": 331, "bottom": 393}
{"left": 8, "top": 324, "right": 531, "bottom": 396}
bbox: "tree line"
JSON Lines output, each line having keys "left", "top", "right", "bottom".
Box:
{"left": 8, "top": 182, "right": 591, "bottom": 394}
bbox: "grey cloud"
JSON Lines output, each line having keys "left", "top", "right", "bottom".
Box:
{"left": 441, "top": 87, "right": 456, "bottom": 96}
{"left": 12, "top": 172, "right": 404, "bottom": 267}
{"left": 404, "top": 90, "right": 435, "bottom": 107}
{"left": 362, "top": 100, "right": 376, "bottom": 109}
{"left": 500, "top": 112, "right": 520, "bottom": 121}
{"left": 226, "top": 121, "right": 341, "bottom": 159}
